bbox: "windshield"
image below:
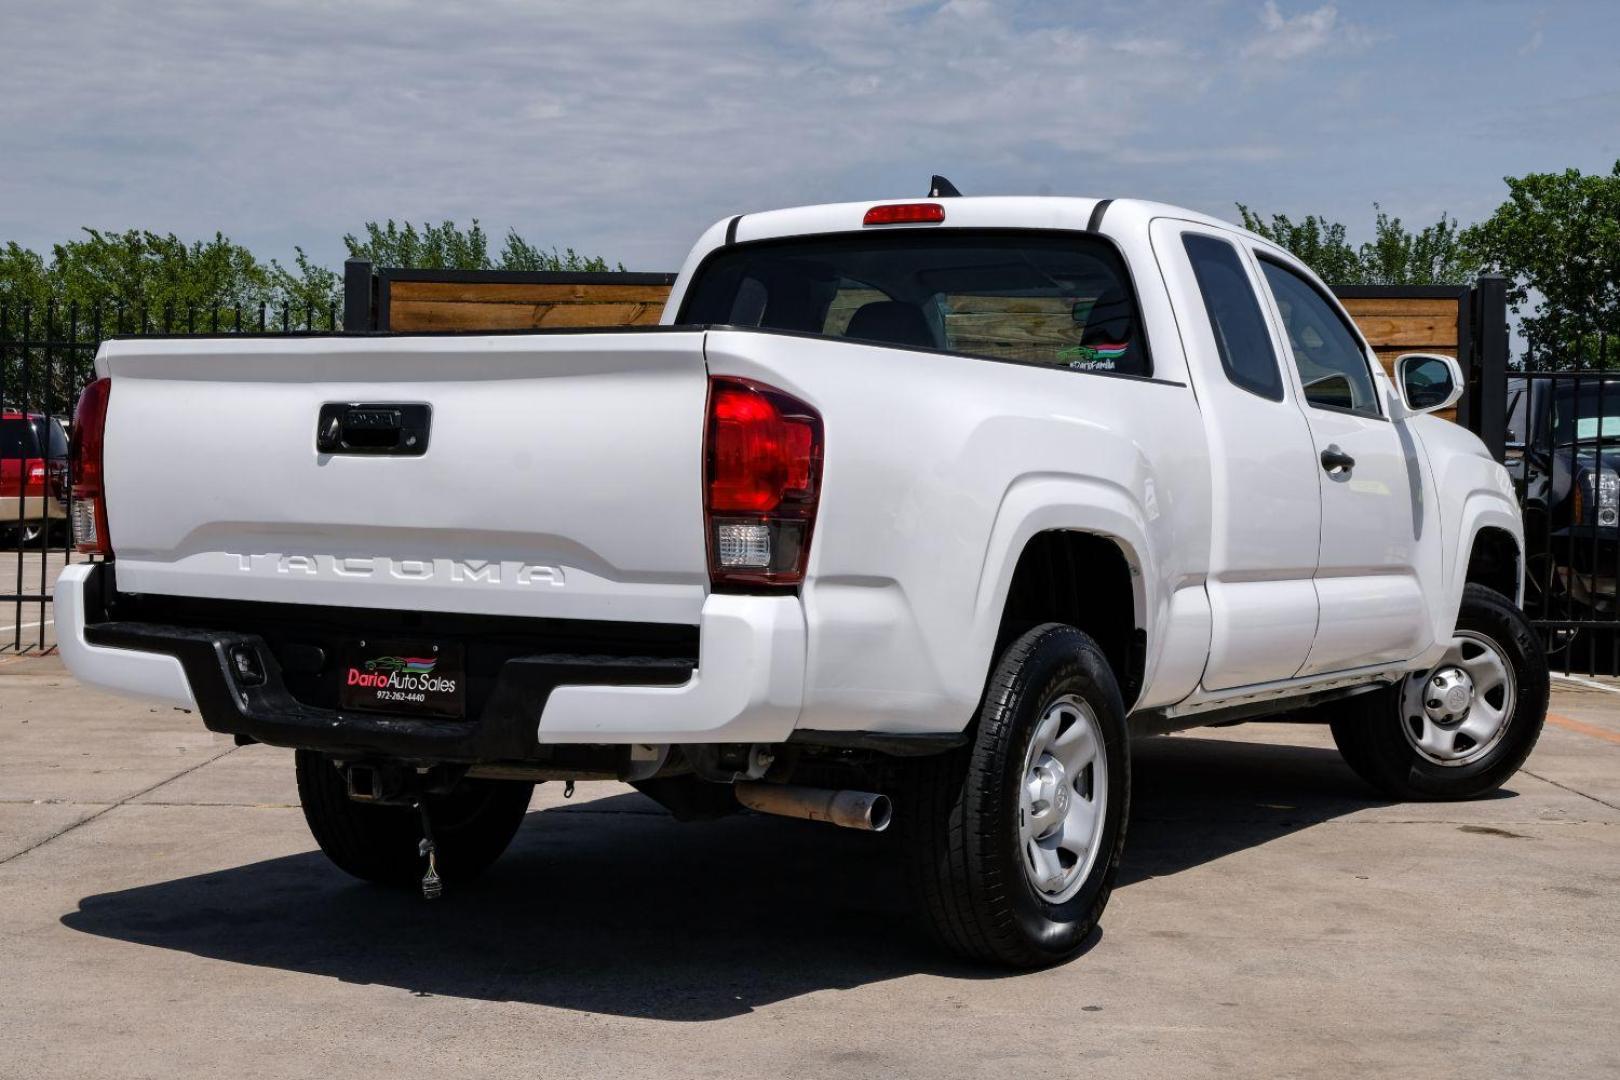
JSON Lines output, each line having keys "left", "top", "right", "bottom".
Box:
{"left": 1550, "top": 382, "right": 1620, "bottom": 445}
{"left": 680, "top": 230, "right": 1149, "bottom": 376}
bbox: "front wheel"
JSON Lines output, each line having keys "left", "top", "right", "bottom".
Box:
{"left": 1330, "top": 584, "right": 1548, "bottom": 800}
{"left": 901, "top": 623, "right": 1130, "bottom": 969}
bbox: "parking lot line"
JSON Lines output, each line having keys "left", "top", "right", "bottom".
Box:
{"left": 1547, "top": 712, "right": 1620, "bottom": 746}
{"left": 1553, "top": 673, "right": 1620, "bottom": 695}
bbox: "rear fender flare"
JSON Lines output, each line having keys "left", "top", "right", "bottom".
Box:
{"left": 967, "top": 474, "right": 1154, "bottom": 701}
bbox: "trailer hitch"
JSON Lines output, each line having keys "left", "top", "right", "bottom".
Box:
{"left": 415, "top": 800, "right": 442, "bottom": 901}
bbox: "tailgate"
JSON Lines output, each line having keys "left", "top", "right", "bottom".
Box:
{"left": 97, "top": 331, "right": 711, "bottom": 625}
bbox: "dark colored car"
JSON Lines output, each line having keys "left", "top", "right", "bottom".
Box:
{"left": 0, "top": 411, "right": 70, "bottom": 546}
{"left": 1508, "top": 376, "right": 1620, "bottom": 612}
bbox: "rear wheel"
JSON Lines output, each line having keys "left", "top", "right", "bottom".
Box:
{"left": 295, "top": 751, "right": 534, "bottom": 886}
{"left": 902, "top": 623, "right": 1130, "bottom": 969}
{"left": 1330, "top": 584, "right": 1548, "bottom": 800}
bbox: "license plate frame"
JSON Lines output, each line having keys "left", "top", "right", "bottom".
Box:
{"left": 339, "top": 639, "right": 466, "bottom": 719}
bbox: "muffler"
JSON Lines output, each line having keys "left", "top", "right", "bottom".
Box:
{"left": 733, "top": 782, "right": 892, "bottom": 832}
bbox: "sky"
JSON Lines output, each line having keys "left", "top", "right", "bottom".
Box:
{"left": 2, "top": 0, "right": 1617, "bottom": 275}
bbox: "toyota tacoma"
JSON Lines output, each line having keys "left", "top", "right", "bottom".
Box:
{"left": 56, "top": 193, "right": 1547, "bottom": 967}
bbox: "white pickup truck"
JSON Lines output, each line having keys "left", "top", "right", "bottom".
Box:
{"left": 57, "top": 193, "right": 1547, "bottom": 967}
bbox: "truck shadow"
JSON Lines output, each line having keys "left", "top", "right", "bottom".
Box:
{"left": 60, "top": 732, "right": 1513, "bottom": 1020}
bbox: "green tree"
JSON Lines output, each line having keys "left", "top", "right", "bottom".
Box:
{"left": 0, "top": 242, "right": 52, "bottom": 314}
{"left": 498, "top": 231, "right": 617, "bottom": 272}
{"left": 1237, "top": 204, "right": 1470, "bottom": 286}
{"left": 1464, "top": 162, "right": 1620, "bottom": 368}
{"left": 0, "top": 229, "right": 336, "bottom": 327}
{"left": 1237, "top": 205, "right": 1362, "bottom": 283}
{"left": 1360, "top": 205, "right": 1470, "bottom": 286}
{"left": 268, "top": 248, "right": 342, "bottom": 318}
{"left": 45, "top": 228, "right": 272, "bottom": 322}
{"left": 344, "top": 218, "right": 618, "bottom": 273}
{"left": 0, "top": 219, "right": 619, "bottom": 329}
{"left": 343, "top": 219, "right": 495, "bottom": 270}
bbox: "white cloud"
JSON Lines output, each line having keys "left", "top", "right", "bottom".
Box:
{"left": 1112, "top": 144, "right": 1286, "bottom": 166}
{"left": 1243, "top": 1, "right": 1339, "bottom": 62}
{"left": 0, "top": 0, "right": 1230, "bottom": 268}
{"left": 1519, "top": 10, "right": 1548, "bottom": 55}
{"left": 0, "top": 1, "right": 1612, "bottom": 274}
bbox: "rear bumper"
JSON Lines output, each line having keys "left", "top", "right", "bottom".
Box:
{"left": 0, "top": 495, "right": 66, "bottom": 525}
{"left": 54, "top": 563, "right": 806, "bottom": 760}
{"left": 56, "top": 564, "right": 198, "bottom": 708}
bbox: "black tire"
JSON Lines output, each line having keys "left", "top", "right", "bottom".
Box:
{"left": 901, "top": 623, "right": 1130, "bottom": 969}
{"left": 1330, "top": 584, "right": 1548, "bottom": 800}
{"left": 295, "top": 751, "right": 534, "bottom": 886}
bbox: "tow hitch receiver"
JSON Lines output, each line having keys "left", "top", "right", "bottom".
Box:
{"left": 339, "top": 762, "right": 459, "bottom": 901}
{"left": 416, "top": 801, "right": 442, "bottom": 901}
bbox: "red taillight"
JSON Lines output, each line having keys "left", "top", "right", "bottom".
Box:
{"left": 704, "top": 378, "right": 822, "bottom": 589}
{"left": 863, "top": 202, "right": 945, "bottom": 226}
{"left": 70, "top": 377, "right": 112, "bottom": 555}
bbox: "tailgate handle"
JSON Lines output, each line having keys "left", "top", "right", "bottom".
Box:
{"left": 316, "top": 403, "right": 432, "bottom": 456}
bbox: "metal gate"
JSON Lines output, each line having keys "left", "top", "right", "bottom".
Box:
{"left": 0, "top": 303, "right": 337, "bottom": 654}
{"left": 1502, "top": 334, "right": 1620, "bottom": 675}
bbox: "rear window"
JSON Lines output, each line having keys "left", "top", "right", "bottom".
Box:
{"left": 45, "top": 418, "right": 69, "bottom": 458}
{"left": 1, "top": 419, "right": 40, "bottom": 459}
{"left": 680, "top": 230, "right": 1150, "bottom": 376}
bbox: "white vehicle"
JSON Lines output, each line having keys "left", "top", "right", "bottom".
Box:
{"left": 57, "top": 192, "right": 1547, "bottom": 967}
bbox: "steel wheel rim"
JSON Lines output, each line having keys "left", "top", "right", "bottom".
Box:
{"left": 1018, "top": 693, "right": 1107, "bottom": 903}
{"left": 1399, "top": 629, "right": 1516, "bottom": 767}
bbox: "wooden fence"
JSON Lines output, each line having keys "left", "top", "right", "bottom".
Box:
{"left": 341, "top": 264, "right": 1495, "bottom": 434}
{"left": 343, "top": 263, "right": 676, "bottom": 333}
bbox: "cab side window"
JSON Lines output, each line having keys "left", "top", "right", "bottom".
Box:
{"left": 1258, "top": 258, "right": 1381, "bottom": 417}
{"left": 1183, "top": 234, "right": 1284, "bottom": 401}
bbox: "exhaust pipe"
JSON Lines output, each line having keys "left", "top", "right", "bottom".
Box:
{"left": 734, "top": 782, "right": 892, "bottom": 833}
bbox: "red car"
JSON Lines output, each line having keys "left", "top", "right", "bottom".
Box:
{"left": 1, "top": 411, "right": 69, "bottom": 546}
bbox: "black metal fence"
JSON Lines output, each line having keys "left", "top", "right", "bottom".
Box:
{"left": 0, "top": 302, "right": 339, "bottom": 653}
{"left": 1504, "top": 329, "right": 1620, "bottom": 674}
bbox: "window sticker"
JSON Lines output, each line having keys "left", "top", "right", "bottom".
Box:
{"left": 1058, "top": 342, "right": 1127, "bottom": 370}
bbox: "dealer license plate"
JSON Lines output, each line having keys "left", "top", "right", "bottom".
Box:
{"left": 339, "top": 639, "right": 466, "bottom": 719}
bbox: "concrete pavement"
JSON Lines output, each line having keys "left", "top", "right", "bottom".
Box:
{"left": 0, "top": 549, "right": 70, "bottom": 652}
{"left": 1, "top": 652, "right": 1617, "bottom": 1079}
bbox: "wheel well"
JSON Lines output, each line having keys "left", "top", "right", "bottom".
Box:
{"left": 998, "top": 531, "right": 1143, "bottom": 703}
{"left": 1466, "top": 527, "right": 1520, "bottom": 601}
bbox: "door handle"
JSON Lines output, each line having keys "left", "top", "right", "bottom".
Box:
{"left": 315, "top": 402, "right": 432, "bottom": 456}
{"left": 1320, "top": 445, "right": 1355, "bottom": 475}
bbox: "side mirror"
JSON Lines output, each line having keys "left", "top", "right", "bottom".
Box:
{"left": 1395, "top": 353, "right": 1464, "bottom": 415}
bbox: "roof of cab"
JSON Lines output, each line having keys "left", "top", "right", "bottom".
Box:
{"left": 670, "top": 196, "right": 1286, "bottom": 288}
{"left": 659, "top": 195, "right": 1306, "bottom": 324}
{"left": 730, "top": 195, "right": 1263, "bottom": 244}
